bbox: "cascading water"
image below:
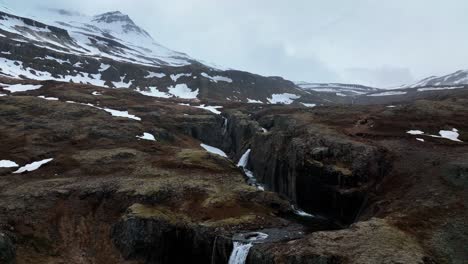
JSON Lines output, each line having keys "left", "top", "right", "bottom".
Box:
{"left": 237, "top": 149, "right": 264, "bottom": 191}
{"left": 228, "top": 242, "right": 253, "bottom": 264}
{"left": 228, "top": 232, "right": 268, "bottom": 264}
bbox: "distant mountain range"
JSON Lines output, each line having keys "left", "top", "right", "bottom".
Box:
{"left": 405, "top": 69, "right": 468, "bottom": 88}
{"left": 295, "top": 82, "right": 382, "bottom": 96}
{"left": 0, "top": 6, "right": 324, "bottom": 104}
{"left": 0, "top": 4, "right": 467, "bottom": 105}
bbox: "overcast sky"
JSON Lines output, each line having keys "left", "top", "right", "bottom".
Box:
{"left": 3, "top": 0, "right": 468, "bottom": 87}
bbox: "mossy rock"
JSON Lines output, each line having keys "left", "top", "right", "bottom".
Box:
{"left": 176, "top": 149, "right": 236, "bottom": 172}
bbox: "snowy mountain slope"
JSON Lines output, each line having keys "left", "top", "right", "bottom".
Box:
{"left": 0, "top": 7, "right": 326, "bottom": 105}
{"left": 0, "top": 8, "right": 193, "bottom": 67}
{"left": 296, "top": 81, "right": 382, "bottom": 96}
{"left": 406, "top": 69, "right": 468, "bottom": 88}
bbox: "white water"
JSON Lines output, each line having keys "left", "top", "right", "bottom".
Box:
{"left": 237, "top": 149, "right": 251, "bottom": 167}
{"left": 237, "top": 149, "right": 265, "bottom": 191}
{"left": 228, "top": 242, "right": 253, "bottom": 264}
{"left": 228, "top": 232, "right": 268, "bottom": 264}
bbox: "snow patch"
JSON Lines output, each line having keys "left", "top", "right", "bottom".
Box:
{"left": 13, "top": 158, "right": 53, "bottom": 174}
{"left": 137, "top": 132, "right": 156, "bottom": 141}
{"left": 201, "top": 72, "right": 233, "bottom": 83}
{"left": 247, "top": 98, "right": 263, "bottom": 104}
{"left": 200, "top": 143, "right": 227, "bottom": 158}
{"left": 417, "top": 86, "right": 464, "bottom": 92}
{"left": 167, "top": 84, "right": 198, "bottom": 99}
{"left": 301, "top": 103, "right": 316, "bottom": 107}
{"left": 102, "top": 108, "right": 141, "bottom": 121}
{"left": 170, "top": 73, "right": 191, "bottom": 82}
{"left": 38, "top": 95, "right": 59, "bottom": 101}
{"left": 136, "top": 86, "right": 171, "bottom": 98}
{"left": 407, "top": 130, "right": 424, "bottom": 135}
{"left": 267, "top": 93, "right": 301, "bottom": 104}
{"left": 194, "top": 104, "right": 222, "bottom": 115}
{"left": 367, "top": 91, "right": 407, "bottom": 96}
{"left": 3, "top": 84, "right": 42, "bottom": 93}
{"left": 0, "top": 160, "right": 19, "bottom": 168}
{"left": 145, "top": 72, "right": 166, "bottom": 79}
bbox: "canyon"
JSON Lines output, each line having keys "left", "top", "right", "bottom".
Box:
{"left": 0, "top": 78, "right": 467, "bottom": 263}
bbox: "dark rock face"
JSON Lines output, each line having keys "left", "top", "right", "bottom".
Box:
{"left": 0, "top": 232, "right": 15, "bottom": 264}
{"left": 112, "top": 215, "right": 232, "bottom": 264}
{"left": 251, "top": 126, "right": 389, "bottom": 224}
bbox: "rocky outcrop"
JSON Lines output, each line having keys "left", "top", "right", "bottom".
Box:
{"left": 247, "top": 218, "right": 432, "bottom": 264}
{"left": 112, "top": 204, "right": 233, "bottom": 264}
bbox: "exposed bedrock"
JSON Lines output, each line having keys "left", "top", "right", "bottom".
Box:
{"left": 249, "top": 120, "right": 389, "bottom": 224}
{"left": 111, "top": 204, "right": 233, "bottom": 264}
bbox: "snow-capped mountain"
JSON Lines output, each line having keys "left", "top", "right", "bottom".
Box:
{"left": 406, "top": 69, "right": 468, "bottom": 88}
{"left": 296, "top": 81, "right": 382, "bottom": 96}
{"left": 0, "top": 6, "right": 324, "bottom": 105}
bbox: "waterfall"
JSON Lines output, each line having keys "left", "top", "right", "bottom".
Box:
{"left": 228, "top": 232, "right": 268, "bottom": 264}
{"left": 237, "top": 149, "right": 264, "bottom": 190}
{"left": 237, "top": 149, "right": 251, "bottom": 167}
{"left": 228, "top": 242, "right": 253, "bottom": 264}
{"left": 292, "top": 205, "right": 315, "bottom": 217}
{"left": 222, "top": 117, "right": 228, "bottom": 134}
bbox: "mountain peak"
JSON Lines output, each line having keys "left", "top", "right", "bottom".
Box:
{"left": 92, "top": 11, "right": 132, "bottom": 24}
{"left": 91, "top": 10, "right": 152, "bottom": 39}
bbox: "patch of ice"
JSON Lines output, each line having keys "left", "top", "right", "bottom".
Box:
{"left": 137, "top": 132, "right": 156, "bottom": 141}
{"left": 416, "top": 138, "right": 425, "bottom": 142}
{"left": 201, "top": 72, "right": 233, "bottom": 83}
{"left": 200, "top": 143, "right": 227, "bottom": 158}
{"left": 194, "top": 104, "right": 222, "bottom": 115}
{"left": 3, "top": 84, "right": 42, "bottom": 93}
{"left": 13, "top": 158, "right": 53, "bottom": 174}
{"left": 267, "top": 93, "right": 301, "bottom": 104}
{"left": 167, "top": 84, "right": 198, "bottom": 99}
{"left": 0, "top": 160, "right": 19, "bottom": 168}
